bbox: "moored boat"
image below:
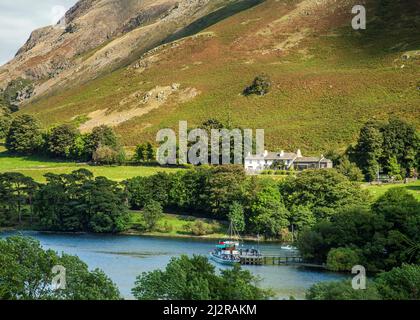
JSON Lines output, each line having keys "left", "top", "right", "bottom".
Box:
{"left": 209, "top": 240, "right": 241, "bottom": 265}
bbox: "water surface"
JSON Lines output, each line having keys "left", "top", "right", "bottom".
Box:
{"left": 1, "top": 231, "right": 347, "bottom": 299}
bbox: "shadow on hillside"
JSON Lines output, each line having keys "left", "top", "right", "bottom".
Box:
{"left": 336, "top": 0, "right": 420, "bottom": 57}
{"left": 163, "top": 0, "right": 264, "bottom": 44}
{"left": 0, "top": 149, "right": 80, "bottom": 165}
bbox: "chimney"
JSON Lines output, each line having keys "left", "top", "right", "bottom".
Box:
{"left": 264, "top": 150, "right": 268, "bottom": 157}
{"left": 296, "top": 149, "right": 302, "bottom": 158}
{"left": 280, "top": 150, "right": 285, "bottom": 157}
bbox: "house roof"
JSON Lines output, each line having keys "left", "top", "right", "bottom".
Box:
{"left": 295, "top": 157, "right": 332, "bottom": 163}
{"left": 245, "top": 152, "right": 296, "bottom": 160}
{"left": 265, "top": 152, "right": 297, "bottom": 160}
{"left": 245, "top": 151, "right": 332, "bottom": 163}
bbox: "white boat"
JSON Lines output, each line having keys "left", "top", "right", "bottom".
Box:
{"left": 281, "top": 245, "right": 298, "bottom": 251}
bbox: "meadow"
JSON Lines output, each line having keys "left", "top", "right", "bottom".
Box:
{"left": 0, "top": 145, "right": 180, "bottom": 182}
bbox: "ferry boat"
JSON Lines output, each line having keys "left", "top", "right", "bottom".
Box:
{"left": 209, "top": 240, "right": 241, "bottom": 265}
{"left": 209, "top": 221, "right": 262, "bottom": 265}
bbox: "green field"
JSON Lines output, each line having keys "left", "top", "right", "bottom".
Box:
{"left": 362, "top": 180, "right": 420, "bottom": 201}
{"left": 0, "top": 147, "right": 181, "bottom": 182}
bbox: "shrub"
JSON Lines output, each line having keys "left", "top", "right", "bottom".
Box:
{"left": 158, "top": 221, "right": 173, "bottom": 233}
{"left": 92, "top": 146, "right": 125, "bottom": 165}
{"left": 327, "top": 247, "right": 361, "bottom": 272}
{"left": 375, "top": 264, "right": 420, "bottom": 300}
{"left": 306, "top": 280, "right": 381, "bottom": 300}
{"left": 243, "top": 74, "right": 271, "bottom": 96}
{"left": 188, "top": 220, "right": 214, "bottom": 236}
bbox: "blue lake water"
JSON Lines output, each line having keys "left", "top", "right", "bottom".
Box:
{"left": 0, "top": 231, "right": 348, "bottom": 299}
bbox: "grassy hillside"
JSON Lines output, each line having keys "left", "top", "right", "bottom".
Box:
{"left": 20, "top": 0, "right": 420, "bottom": 155}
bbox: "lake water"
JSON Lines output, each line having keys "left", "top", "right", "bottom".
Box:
{"left": 0, "top": 231, "right": 347, "bottom": 299}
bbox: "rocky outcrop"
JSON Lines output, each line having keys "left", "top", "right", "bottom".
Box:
{"left": 0, "top": 0, "right": 243, "bottom": 106}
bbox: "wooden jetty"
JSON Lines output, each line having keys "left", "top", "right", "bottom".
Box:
{"left": 240, "top": 255, "right": 326, "bottom": 269}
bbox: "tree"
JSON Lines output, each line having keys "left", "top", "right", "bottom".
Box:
{"left": 386, "top": 156, "right": 403, "bottom": 181}
{"left": 249, "top": 179, "right": 289, "bottom": 238}
{"left": 46, "top": 124, "right": 79, "bottom": 158}
{"left": 125, "top": 172, "right": 171, "bottom": 209}
{"left": 134, "top": 143, "right": 146, "bottom": 162}
{"left": 298, "top": 189, "right": 420, "bottom": 271}
{"left": 0, "top": 173, "right": 37, "bottom": 225}
{"left": 306, "top": 264, "right": 420, "bottom": 300}
{"left": 132, "top": 255, "right": 273, "bottom": 300}
{"left": 69, "top": 134, "right": 91, "bottom": 161}
{"left": 228, "top": 202, "right": 245, "bottom": 233}
{"left": 372, "top": 188, "right": 420, "bottom": 269}
{"left": 146, "top": 142, "right": 155, "bottom": 161}
{"left": 381, "top": 118, "right": 418, "bottom": 177}
{"left": 218, "top": 264, "right": 274, "bottom": 300}
{"left": 297, "top": 206, "right": 383, "bottom": 268}
{"left": 207, "top": 165, "right": 247, "bottom": 216}
{"left": 34, "top": 169, "right": 129, "bottom": 233}
{"left": 86, "top": 125, "right": 123, "bottom": 162}
{"left": 352, "top": 118, "right": 419, "bottom": 180}
{"left": 335, "top": 157, "right": 364, "bottom": 182}
{"left": 280, "top": 169, "right": 369, "bottom": 220}
{"left": 353, "top": 121, "right": 383, "bottom": 181}
{"left": 142, "top": 200, "right": 163, "bottom": 231}
{"left": 0, "top": 236, "right": 121, "bottom": 300}
{"left": 375, "top": 264, "right": 420, "bottom": 300}
{"left": 0, "top": 114, "right": 11, "bottom": 139}
{"left": 243, "top": 74, "right": 271, "bottom": 96}
{"left": 327, "top": 247, "right": 361, "bottom": 272}
{"left": 134, "top": 142, "right": 155, "bottom": 162}
{"left": 289, "top": 205, "right": 316, "bottom": 230}
{"left": 5, "top": 114, "right": 43, "bottom": 155}
{"left": 86, "top": 177, "right": 130, "bottom": 233}
{"left": 89, "top": 125, "right": 119, "bottom": 150}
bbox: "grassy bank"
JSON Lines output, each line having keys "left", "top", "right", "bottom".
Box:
{"left": 127, "top": 211, "right": 228, "bottom": 240}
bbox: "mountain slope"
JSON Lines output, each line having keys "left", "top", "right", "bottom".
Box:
{"left": 0, "top": 0, "right": 259, "bottom": 101}
{"left": 9, "top": 0, "right": 420, "bottom": 154}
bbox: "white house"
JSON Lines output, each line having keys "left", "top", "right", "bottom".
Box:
{"left": 244, "top": 149, "right": 333, "bottom": 173}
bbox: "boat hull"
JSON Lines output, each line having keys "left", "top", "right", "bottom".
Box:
{"left": 209, "top": 253, "right": 240, "bottom": 266}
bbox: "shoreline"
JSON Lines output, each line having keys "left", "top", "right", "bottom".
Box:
{"left": 0, "top": 227, "right": 284, "bottom": 243}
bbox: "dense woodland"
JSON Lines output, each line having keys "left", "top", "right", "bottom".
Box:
{"left": 1, "top": 163, "right": 418, "bottom": 273}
